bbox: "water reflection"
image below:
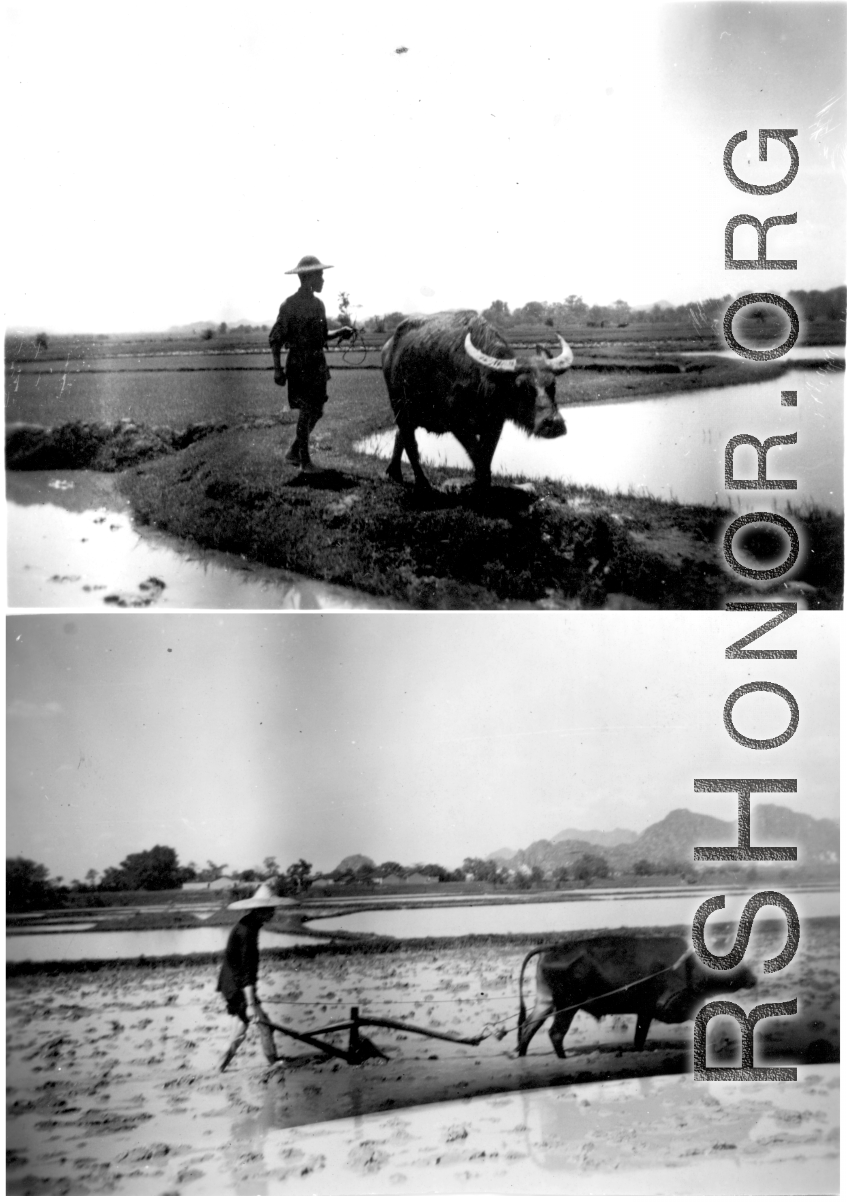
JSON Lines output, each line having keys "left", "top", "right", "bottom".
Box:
{"left": 307, "top": 889, "right": 838, "bottom": 938}
{"left": 5, "top": 926, "right": 325, "bottom": 963}
{"left": 676, "top": 346, "right": 844, "bottom": 362}
{"left": 6, "top": 471, "right": 401, "bottom": 610}
{"left": 358, "top": 368, "right": 842, "bottom": 510}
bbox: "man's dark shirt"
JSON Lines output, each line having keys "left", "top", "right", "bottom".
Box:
{"left": 269, "top": 286, "right": 330, "bottom": 406}
{"left": 217, "top": 917, "right": 260, "bottom": 1002}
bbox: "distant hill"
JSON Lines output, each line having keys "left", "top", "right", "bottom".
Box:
{"left": 332, "top": 854, "right": 375, "bottom": 876}
{"left": 489, "top": 806, "right": 837, "bottom": 876}
{"left": 551, "top": 827, "right": 638, "bottom": 848}
{"left": 487, "top": 847, "right": 517, "bottom": 862}
{"left": 167, "top": 321, "right": 220, "bottom": 333}
{"left": 622, "top": 805, "right": 838, "bottom": 870}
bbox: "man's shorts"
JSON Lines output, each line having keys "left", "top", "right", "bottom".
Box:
{"left": 287, "top": 365, "right": 330, "bottom": 413}
{"left": 225, "top": 990, "right": 249, "bottom": 1023}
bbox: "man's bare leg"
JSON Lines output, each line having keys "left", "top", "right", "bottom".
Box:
{"left": 220, "top": 1015, "right": 249, "bottom": 1072}
{"left": 298, "top": 408, "right": 324, "bottom": 473}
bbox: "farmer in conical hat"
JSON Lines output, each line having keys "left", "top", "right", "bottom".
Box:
{"left": 217, "top": 880, "right": 297, "bottom": 1071}
{"left": 268, "top": 255, "right": 354, "bottom": 474}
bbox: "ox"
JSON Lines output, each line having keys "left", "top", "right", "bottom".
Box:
{"left": 517, "top": 935, "right": 757, "bottom": 1058}
{"left": 381, "top": 311, "right": 572, "bottom": 490}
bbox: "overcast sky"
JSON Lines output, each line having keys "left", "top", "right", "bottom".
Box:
{"left": 4, "top": 1, "right": 844, "bottom": 331}
{"left": 6, "top": 613, "right": 838, "bottom": 883}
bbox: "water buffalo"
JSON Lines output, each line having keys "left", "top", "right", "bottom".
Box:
{"left": 381, "top": 311, "right": 572, "bottom": 490}
{"left": 517, "top": 935, "right": 757, "bottom": 1057}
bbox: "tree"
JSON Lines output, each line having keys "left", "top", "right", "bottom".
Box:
{"left": 462, "top": 857, "right": 506, "bottom": 884}
{"left": 218, "top": 321, "right": 228, "bottom": 335}
{"left": 376, "top": 861, "right": 405, "bottom": 878}
{"left": 632, "top": 858, "right": 655, "bottom": 876}
{"left": 561, "top": 294, "right": 588, "bottom": 322}
{"left": 481, "top": 299, "right": 511, "bottom": 327}
{"left": 201, "top": 860, "right": 229, "bottom": 882}
{"left": 262, "top": 856, "right": 280, "bottom": 879}
{"left": 6, "top": 857, "right": 66, "bottom": 911}
{"left": 552, "top": 865, "right": 570, "bottom": 887}
{"left": 283, "top": 859, "right": 312, "bottom": 894}
{"left": 85, "top": 868, "right": 99, "bottom": 889}
{"left": 573, "top": 853, "right": 610, "bottom": 884}
{"left": 99, "top": 865, "right": 129, "bottom": 891}
{"left": 118, "top": 845, "right": 186, "bottom": 891}
{"left": 35, "top": 332, "right": 49, "bottom": 352}
{"left": 513, "top": 300, "right": 546, "bottom": 325}
{"left": 416, "top": 863, "right": 451, "bottom": 881}
{"left": 200, "top": 327, "right": 214, "bottom": 340}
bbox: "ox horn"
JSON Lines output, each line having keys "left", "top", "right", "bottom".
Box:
{"left": 545, "top": 335, "right": 574, "bottom": 374}
{"left": 464, "top": 331, "right": 517, "bottom": 373}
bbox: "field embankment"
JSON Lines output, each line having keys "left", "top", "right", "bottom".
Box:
{"left": 6, "top": 339, "right": 843, "bottom": 609}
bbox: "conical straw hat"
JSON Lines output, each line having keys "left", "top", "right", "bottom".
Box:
{"left": 227, "top": 881, "right": 298, "bottom": 910}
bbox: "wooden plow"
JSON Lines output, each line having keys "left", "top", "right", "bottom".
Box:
{"left": 259, "top": 1005, "right": 486, "bottom": 1066}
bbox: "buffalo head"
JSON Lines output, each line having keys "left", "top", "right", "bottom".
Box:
{"left": 464, "top": 331, "right": 570, "bottom": 440}
{"left": 654, "top": 954, "right": 758, "bottom": 1025}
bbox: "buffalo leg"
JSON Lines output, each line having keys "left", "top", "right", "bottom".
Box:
{"left": 457, "top": 422, "right": 504, "bottom": 490}
{"left": 517, "top": 1000, "right": 554, "bottom": 1057}
{"left": 386, "top": 431, "right": 406, "bottom": 483}
{"left": 469, "top": 422, "right": 504, "bottom": 490}
{"left": 394, "top": 422, "right": 432, "bottom": 491}
{"left": 634, "top": 1011, "right": 653, "bottom": 1052}
{"left": 548, "top": 1009, "right": 576, "bottom": 1059}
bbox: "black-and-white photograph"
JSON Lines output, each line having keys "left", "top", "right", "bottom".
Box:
{"left": 5, "top": 0, "right": 842, "bottom": 1197}
{"left": 4, "top": 1, "right": 843, "bottom": 611}
{"left": 6, "top": 613, "right": 840, "bottom": 1193}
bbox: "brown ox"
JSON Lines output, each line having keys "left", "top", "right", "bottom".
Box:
{"left": 381, "top": 311, "right": 571, "bottom": 490}
{"left": 517, "top": 935, "right": 757, "bottom": 1057}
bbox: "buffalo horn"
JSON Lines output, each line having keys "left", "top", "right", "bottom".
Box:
{"left": 545, "top": 335, "right": 574, "bottom": 374}
{"left": 463, "top": 332, "right": 517, "bottom": 373}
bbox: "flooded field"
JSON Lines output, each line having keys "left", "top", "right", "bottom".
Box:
{"left": 4, "top": 358, "right": 385, "bottom": 428}
{"left": 307, "top": 888, "right": 839, "bottom": 938}
{"left": 358, "top": 367, "right": 843, "bottom": 510}
{"left": 7, "top": 928, "right": 839, "bottom": 1194}
{"left": 6, "top": 471, "right": 400, "bottom": 609}
{"left": 5, "top": 925, "right": 324, "bottom": 963}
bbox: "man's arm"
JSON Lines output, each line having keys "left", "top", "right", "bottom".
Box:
{"left": 269, "top": 308, "right": 287, "bottom": 385}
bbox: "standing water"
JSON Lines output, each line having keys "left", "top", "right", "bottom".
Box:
{"left": 6, "top": 471, "right": 402, "bottom": 609}
{"left": 306, "top": 888, "right": 839, "bottom": 938}
{"left": 358, "top": 368, "right": 843, "bottom": 510}
{"left": 6, "top": 926, "right": 326, "bottom": 963}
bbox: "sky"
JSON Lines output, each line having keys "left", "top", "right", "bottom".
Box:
{"left": 3, "top": 0, "right": 844, "bottom": 332}
{"left": 6, "top": 613, "right": 839, "bottom": 883}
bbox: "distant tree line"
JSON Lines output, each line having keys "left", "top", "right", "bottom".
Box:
{"left": 361, "top": 284, "right": 845, "bottom": 336}
{"left": 6, "top": 847, "right": 314, "bottom": 911}
{"left": 3, "top": 834, "right": 785, "bottom": 912}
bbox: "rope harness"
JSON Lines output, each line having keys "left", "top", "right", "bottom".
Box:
{"left": 499, "top": 946, "right": 695, "bottom": 1042}
{"left": 340, "top": 325, "right": 369, "bottom": 365}
{"left": 249, "top": 947, "right": 694, "bottom": 1051}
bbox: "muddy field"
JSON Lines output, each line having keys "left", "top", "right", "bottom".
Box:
{"left": 6, "top": 923, "right": 839, "bottom": 1194}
